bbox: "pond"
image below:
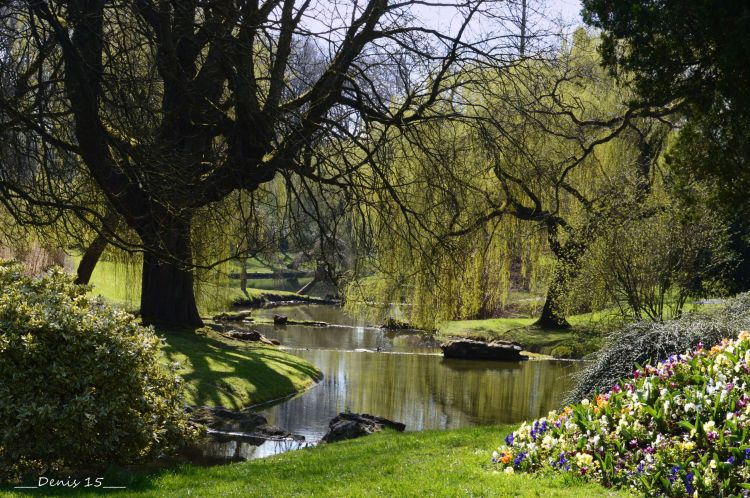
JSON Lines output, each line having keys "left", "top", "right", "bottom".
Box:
{"left": 195, "top": 304, "right": 581, "bottom": 462}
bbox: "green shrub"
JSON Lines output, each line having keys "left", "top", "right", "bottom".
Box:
{"left": 0, "top": 261, "right": 196, "bottom": 481}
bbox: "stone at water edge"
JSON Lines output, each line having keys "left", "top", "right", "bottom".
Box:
{"left": 440, "top": 339, "right": 528, "bottom": 361}
{"left": 273, "top": 314, "right": 288, "bottom": 325}
{"left": 187, "top": 406, "right": 269, "bottom": 432}
{"left": 321, "top": 413, "right": 406, "bottom": 443}
{"left": 187, "top": 406, "right": 298, "bottom": 439}
{"left": 223, "top": 329, "right": 277, "bottom": 345}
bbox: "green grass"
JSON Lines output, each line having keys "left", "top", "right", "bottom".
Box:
{"left": 436, "top": 311, "right": 618, "bottom": 358}
{"left": 2, "top": 426, "right": 631, "bottom": 497}
{"left": 438, "top": 302, "right": 720, "bottom": 358}
{"left": 158, "top": 328, "right": 321, "bottom": 408}
{"left": 75, "top": 258, "right": 323, "bottom": 407}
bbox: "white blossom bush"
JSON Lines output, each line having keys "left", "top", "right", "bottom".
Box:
{"left": 0, "top": 261, "right": 196, "bottom": 481}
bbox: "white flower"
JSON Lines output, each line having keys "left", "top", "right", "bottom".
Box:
{"left": 504, "top": 466, "right": 515, "bottom": 474}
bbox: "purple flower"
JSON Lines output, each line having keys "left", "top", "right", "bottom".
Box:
{"left": 684, "top": 472, "right": 694, "bottom": 494}
{"left": 727, "top": 456, "right": 736, "bottom": 465}
{"left": 514, "top": 451, "right": 527, "bottom": 467}
{"left": 668, "top": 465, "right": 680, "bottom": 484}
{"left": 707, "top": 431, "right": 719, "bottom": 442}
{"left": 551, "top": 452, "right": 567, "bottom": 470}
{"left": 504, "top": 433, "right": 514, "bottom": 446}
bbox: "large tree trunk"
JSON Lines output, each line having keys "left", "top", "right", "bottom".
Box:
{"left": 139, "top": 215, "right": 203, "bottom": 328}
{"left": 535, "top": 273, "right": 571, "bottom": 329}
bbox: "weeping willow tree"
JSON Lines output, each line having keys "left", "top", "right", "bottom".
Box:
{"left": 346, "top": 29, "right": 677, "bottom": 330}
{"left": 1, "top": 0, "right": 522, "bottom": 328}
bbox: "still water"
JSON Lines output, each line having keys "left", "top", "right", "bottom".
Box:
{"left": 194, "top": 304, "right": 581, "bottom": 461}
{"left": 248, "top": 305, "right": 580, "bottom": 444}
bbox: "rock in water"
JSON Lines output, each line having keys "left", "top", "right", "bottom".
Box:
{"left": 321, "top": 413, "right": 406, "bottom": 443}
{"left": 441, "top": 339, "right": 528, "bottom": 361}
{"left": 273, "top": 314, "right": 288, "bottom": 325}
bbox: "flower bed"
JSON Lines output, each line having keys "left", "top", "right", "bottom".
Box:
{"left": 492, "top": 332, "right": 750, "bottom": 496}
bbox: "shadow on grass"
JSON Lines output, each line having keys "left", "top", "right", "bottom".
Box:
{"left": 159, "top": 328, "right": 321, "bottom": 408}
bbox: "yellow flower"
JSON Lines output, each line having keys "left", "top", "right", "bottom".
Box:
{"left": 575, "top": 452, "right": 594, "bottom": 467}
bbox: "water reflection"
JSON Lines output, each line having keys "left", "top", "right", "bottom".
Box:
{"left": 189, "top": 433, "right": 311, "bottom": 464}
{"left": 261, "top": 349, "right": 579, "bottom": 441}
{"left": 255, "top": 323, "right": 439, "bottom": 353}
{"left": 203, "top": 304, "right": 581, "bottom": 461}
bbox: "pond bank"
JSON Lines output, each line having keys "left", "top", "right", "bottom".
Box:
{"left": 437, "top": 316, "right": 611, "bottom": 359}
{"left": 228, "top": 288, "right": 339, "bottom": 308}
{"left": 158, "top": 328, "right": 322, "bottom": 408}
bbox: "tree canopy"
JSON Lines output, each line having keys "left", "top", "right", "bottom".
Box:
{"left": 0, "top": 0, "right": 513, "bottom": 327}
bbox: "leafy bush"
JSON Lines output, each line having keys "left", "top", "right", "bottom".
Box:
{"left": 566, "top": 204, "right": 734, "bottom": 322}
{"left": 0, "top": 261, "right": 196, "bottom": 481}
{"left": 570, "top": 293, "right": 750, "bottom": 401}
{"left": 492, "top": 332, "right": 750, "bottom": 496}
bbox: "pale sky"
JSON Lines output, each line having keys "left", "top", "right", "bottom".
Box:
{"left": 554, "top": 0, "right": 584, "bottom": 24}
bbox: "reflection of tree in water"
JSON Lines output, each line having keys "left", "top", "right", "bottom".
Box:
{"left": 263, "top": 350, "right": 581, "bottom": 441}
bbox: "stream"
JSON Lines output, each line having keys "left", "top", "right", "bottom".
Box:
{"left": 194, "top": 304, "right": 582, "bottom": 462}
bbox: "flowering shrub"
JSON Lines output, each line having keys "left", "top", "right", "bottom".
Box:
{"left": 0, "top": 261, "right": 196, "bottom": 481}
{"left": 570, "top": 292, "right": 750, "bottom": 402}
{"left": 492, "top": 331, "right": 750, "bottom": 496}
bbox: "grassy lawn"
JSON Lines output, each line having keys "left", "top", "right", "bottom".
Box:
{"left": 158, "top": 328, "right": 321, "bottom": 408}
{"left": 437, "top": 302, "right": 719, "bottom": 359}
{"left": 436, "top": 311, "right": 618, "bottom": 358}
{"left": 77, "top": 260, "right": 323, "bottom": 408}
{"left": 3, "top": 425, "right": 631, "bottom": 498}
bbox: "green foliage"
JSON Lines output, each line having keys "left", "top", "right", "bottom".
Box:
{"left": 667, "top": 112, "right": 750, "bottom": 294}
{"left": 345, "top": 31, "right": 674, "bottom": 329}
{"left": 0, "top": 261, "right": 196, "bottom": 481}
{"left": 584, "top": 1, "right": 750, "bottom": 284}
{"left": 566, "top": 202, "right": 734, "bottom": 321}
{"left": 582, "top": 0, "right": 750, "bottom": 113}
